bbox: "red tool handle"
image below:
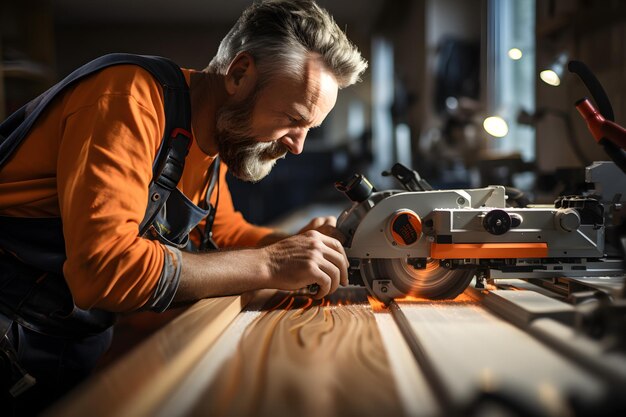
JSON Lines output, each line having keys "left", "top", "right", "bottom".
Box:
{"left": 576, "top": 98, "right": 626, "bottom": 150}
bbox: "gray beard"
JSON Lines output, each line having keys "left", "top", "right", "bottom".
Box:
{"left": 215, "top": 89, "right": 288, "bottom": 182}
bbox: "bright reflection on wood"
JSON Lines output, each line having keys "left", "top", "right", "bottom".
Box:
{"left": 395, "top": 293, "right": 474, "bottom": 304}
{"left": 190, "top": 288, "right": 403, "bottom": 417}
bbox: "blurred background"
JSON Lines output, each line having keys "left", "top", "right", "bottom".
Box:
{"left": 1, "top": 0, "right": 625, "bottom": 225}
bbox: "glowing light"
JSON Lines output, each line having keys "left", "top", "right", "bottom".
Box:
{"left": 540, "top": 69, "right": 561, "bottom": 86}
{"left": 540, "top": 52, "right": 568, "bottom": 87}
{"left": 445, "top": 96, "right": 458, "bottom": 110}
{"left": 395, "top": 293, "right": 474, "bottom": 304}
{"left": 483, "top": 116, "right": 509, "bottom": 138}
{"left": 507, "top": 48, "right": 523, "bottom": 60}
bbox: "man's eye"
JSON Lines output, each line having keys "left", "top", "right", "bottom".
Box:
{"left": 287, "top": 115, "right": 299, "bottom": 124}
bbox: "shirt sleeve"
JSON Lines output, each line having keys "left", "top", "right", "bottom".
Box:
{"left": 57, "top": 71, "right": 172, "bottom": 312}
{"left": 146, "top": 244, "right": 182, "bottom": 312}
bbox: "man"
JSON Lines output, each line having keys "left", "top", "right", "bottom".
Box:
{"left": 0, "top": 0, "right": 367, "bottom": 413}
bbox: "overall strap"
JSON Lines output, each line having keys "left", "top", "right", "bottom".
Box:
{"left": 199, "top": 157, "right": 221, "bottom": 250}
{"left": 138, "top": 125, "right": 192, "bottom": 236}
{"left": 0, "top": 53, "right": 192, "bottom": 237}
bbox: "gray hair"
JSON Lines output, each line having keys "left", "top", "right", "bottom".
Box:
{"left": 207, "top": 0, "right": 368, "bottom": 89}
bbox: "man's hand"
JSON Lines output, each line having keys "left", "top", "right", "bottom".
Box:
{"left": 297, "top": 215, "right": 346, "bottom": 244}
{"left": 177, "top": 216, "right": 349, "bottom": 302}
{"left": 262, "top": 230, "right": 349, "bottom": 299}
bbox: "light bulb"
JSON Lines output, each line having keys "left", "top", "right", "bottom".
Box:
{"left": 540, "top": 69, "right": 560, "bottom": 86}
{"left": 483, "top": 116, "right": 509, "bottom": 138}
{"left": 508, "top": 48, "right": 523, "bottom": 60}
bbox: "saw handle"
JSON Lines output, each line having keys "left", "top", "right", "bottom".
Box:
{"left": 335, "top": 174, "right": 374, "bottom": 203}
{"left": 382, "top": 163, "right": 433, "bottom": 191}
{"left": 568, "top": 60, "right": 626, "bottom": 174}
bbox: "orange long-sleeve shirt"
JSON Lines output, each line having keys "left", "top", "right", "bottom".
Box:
{"left": 0, "top": 64, "right": 273, "bottom": 312}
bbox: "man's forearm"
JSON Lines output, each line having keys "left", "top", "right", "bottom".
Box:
{"left": 172, "top": 230, "right": 349, "bottom": 304}
{"left": 256, "top": 231, "right": 289, "bottom": 246}
{"left": 175, "top": 249, "right": 271, "bottom": 302}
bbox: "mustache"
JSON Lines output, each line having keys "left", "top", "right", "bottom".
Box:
{"left": 258, "top": 140, "right": 289, "bottom": 160}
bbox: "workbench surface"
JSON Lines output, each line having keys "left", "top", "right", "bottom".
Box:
{"left": 44, "top": 281, "right": 626, "bottom": 417}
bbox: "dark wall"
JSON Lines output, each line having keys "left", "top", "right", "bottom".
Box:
{"left": 55, "top": 23, "right": 229, "bottom": 76}
{"left": 535, "top": 1, "right": 626, "bottom": 172}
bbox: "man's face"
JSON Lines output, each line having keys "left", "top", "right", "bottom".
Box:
{"left": 216, "top": 58, "right": 339, "bottom": 182}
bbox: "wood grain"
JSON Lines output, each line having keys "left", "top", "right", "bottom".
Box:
{"left": 189, "top": 288, "right": 404, "bottom": 417}
{"left": 45, "top": 295, "right": 250, "bottom": 417}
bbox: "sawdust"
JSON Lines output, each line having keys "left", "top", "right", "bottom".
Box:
{"left": 395, "top": 292, "right": 476, "bottom": 304}
{"left": 189, "top": 289, "right": 404, "bottom": 417}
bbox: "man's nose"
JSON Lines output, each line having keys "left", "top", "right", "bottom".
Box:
{"left": 281, "top": 128, "right": 307, "bottom": 154}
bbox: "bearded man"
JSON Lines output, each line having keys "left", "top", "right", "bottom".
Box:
{"left": 0, "top": 0, "right": 367, "bottom": 413}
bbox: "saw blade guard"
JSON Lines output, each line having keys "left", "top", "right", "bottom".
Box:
{"left": 358, "top": 258, "right": 476, "bottom": 303}
{"left": 336, "top": 186, "right": 493, "bottom": 302}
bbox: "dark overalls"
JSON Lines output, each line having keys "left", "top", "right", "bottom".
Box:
{"left": 0, "top": 54, "right": 219, "bottom": 415}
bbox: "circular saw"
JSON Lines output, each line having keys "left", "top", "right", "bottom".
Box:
{"left": 335, "top": 164, "right": 622, "bottom": 304}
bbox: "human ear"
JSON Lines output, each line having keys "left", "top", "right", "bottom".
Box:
{"left": 224, "top": 52, "right": 258, "bottom": 96}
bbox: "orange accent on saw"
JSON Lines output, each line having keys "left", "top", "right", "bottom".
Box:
{"left": 430, "top": 242, "right": 548, "bottom": 259}
{"left": 390, "top": 210, "right": 422, "bottom": 246}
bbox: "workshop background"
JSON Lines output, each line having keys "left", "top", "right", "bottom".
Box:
{"left": 1, "top": 0, "right": 625, "bottom": 225}
{"left": 2, "top": 1, "right": 626, "bottom": 417}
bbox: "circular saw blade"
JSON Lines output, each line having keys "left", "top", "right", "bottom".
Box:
{"left": 362, "top": 258, "right": 475, "bottom": 300}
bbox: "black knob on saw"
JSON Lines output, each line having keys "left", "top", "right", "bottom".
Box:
{"left": 482, "top": 209, "right": 512, "bottom": 235}
{"left": 335, "top": 174, "right": 374, "bottom": 203}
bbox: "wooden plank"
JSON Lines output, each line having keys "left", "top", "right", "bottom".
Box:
{"left": 155, "top": 296, "right": 272, "bottom": 417}
{"left": 44, "top": 294, "right": 251, "bottom": 417}
{"left": 396, "top": 296, "right": 606, "bottom": 414}
{"left": 182, "top": 287, "right": 405, "bottom": 417}
{"left": 374, "top": 308, "right": 440, "bottom": 416}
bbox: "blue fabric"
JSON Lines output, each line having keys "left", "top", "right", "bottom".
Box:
{"left": 149, "top": 188, "right": 210, "bottom": 248}
{"left": 1, "top": 318, "right": 113, "bottom": 416}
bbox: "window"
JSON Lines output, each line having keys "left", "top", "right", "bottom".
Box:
{"left": 486, "top": 0, "right": 536, "bottom": 162}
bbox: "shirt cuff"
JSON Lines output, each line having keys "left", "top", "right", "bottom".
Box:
{"left": 146, "top": 244, "right": 182, "bottom": 312}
